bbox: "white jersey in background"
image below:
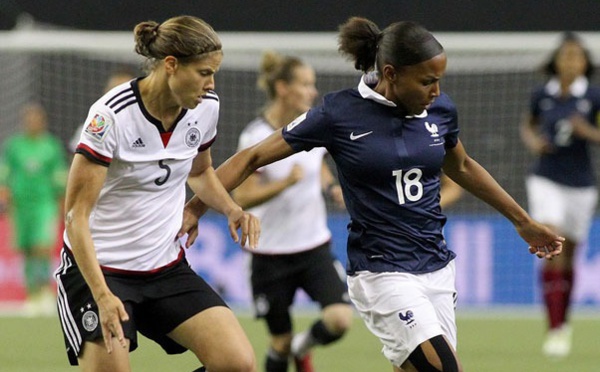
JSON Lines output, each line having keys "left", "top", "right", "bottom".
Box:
{"left": 238, "top": 117, "right": 331, "bottom": 255}
{"left": 65, "top": 79, "right": 218, "bottom": 272}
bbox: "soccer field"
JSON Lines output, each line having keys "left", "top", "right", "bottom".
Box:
{"left": 0, "top": 311, "right": 598, "bottom": 371}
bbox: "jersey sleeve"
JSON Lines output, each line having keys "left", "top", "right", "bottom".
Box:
{"left": 282, "top": 103, "right": 334, "bottom": 152}
{"left": 440, "top": 94, "right": 460, "bottom": 149}
{"left": 198, "top": 92, "right": 219, "bottom": 152}
{"left": 75, "top": 103, "right": 118, "bottom": 167}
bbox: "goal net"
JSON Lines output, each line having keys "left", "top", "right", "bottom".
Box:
{"left": 2, "top": 28, "right": 599, "bottom": 215}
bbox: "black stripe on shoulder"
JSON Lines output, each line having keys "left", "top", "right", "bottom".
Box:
{"left": 114, "top": 99, "right": 138, "bottom": 114}
{"left": 202, "top": 90, "right": 219, "bottom": 102}
{"left": 105, "top": 87, "right": 134, "bottom": 106}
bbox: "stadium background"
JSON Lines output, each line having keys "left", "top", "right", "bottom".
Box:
{"left": 1, "top": 2, "right": 600, "bottom": 309}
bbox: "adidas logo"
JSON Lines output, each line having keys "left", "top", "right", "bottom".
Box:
{"left": 132, "top": 138, "right": 145, "bottom": 148}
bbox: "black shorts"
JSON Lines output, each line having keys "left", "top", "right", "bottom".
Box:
{"left": 251, "top": 242, "right": 350, "bottom": 335}
{"left": 55, "top": 248, "right": 227, "bottom": 365}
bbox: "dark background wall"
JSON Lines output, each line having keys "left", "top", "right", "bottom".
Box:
{"left": 1, "top": 0, "right": 600, "bottom": 32}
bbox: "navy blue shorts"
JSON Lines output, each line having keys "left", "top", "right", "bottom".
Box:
{"left": 55, "top": 248, "right": 227, "bottom": 365}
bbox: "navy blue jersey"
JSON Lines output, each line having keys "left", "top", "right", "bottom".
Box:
{"left": 282, "top": 75, "right": 459, "bottom": 274}
{"left": 529, "top": 77, "right": 600, "bottom": 187}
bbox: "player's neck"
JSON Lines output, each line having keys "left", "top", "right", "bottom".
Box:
{"left": 264, "top": 104, "right": 301, "bottom": 130}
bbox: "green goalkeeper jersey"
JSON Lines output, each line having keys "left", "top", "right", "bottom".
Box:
{"left": 0, "top": 133, "right": 67, "bottom": 205}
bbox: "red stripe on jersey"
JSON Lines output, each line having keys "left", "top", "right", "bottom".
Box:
{"left": 199, "top": 135, "right": 216, "bottom": 152}
{"left": 76, "top": 143, "right": 112, "bottom": 165}
{"left": 99, "top": 248, "right": 185, "bottom": 275}
{"left": 160, "top": 132, "right": 172, "bottom": 148}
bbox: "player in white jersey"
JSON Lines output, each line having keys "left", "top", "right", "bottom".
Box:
{"left": 54, "top": 16, "right": 258, "bottom": 372}
{"left": 232, "top": 51, "right": 353, "bottom": 372}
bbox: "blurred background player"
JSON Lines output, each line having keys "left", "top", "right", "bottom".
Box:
{"left": 520, "top": 31, "right": 600, "bottom": 358}
{"left": 69, "top": 67, "right": 136, "bottom": 152}
{"left": 232, "top": 50, "right": 353, "bottom": 372}
{"left": 0, "top": 102, "right": 67, "bottom": 316}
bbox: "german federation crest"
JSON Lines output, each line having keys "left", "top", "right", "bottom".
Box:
{"left": 185, "top": 127, "right": 201, "bottom": 148}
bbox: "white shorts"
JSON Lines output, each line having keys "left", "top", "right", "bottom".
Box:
{"left": 347, "top": 261, "right": 457, "bottom": 367}
{"left": 526, "top": 175, "right": 598, "bottom": 242}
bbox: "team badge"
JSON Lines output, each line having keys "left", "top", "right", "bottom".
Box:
{"left": 82, "top": 310, "right": 99, "bottom": 332}
{"left": 84, "top": 113, "right": 113, "bottom": 142}
{"left": 185, "top": 127, "right": 201, "bottom": 148}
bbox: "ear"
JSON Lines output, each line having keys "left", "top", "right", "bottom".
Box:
{"left": 274, "top": 79, "right": 288, "bottom": 97}
{"left": 164, "top": 56, "right": 178, "bottom": 75}
{"left": 382, "top": 64, "right": 397, "bottom": 82}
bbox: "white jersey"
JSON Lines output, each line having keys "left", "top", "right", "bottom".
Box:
{"left": 238, "top": 117, "right": 331, "bottom": 255}
{"left": 64, "top": 79, "right": 219, "bottom": 272}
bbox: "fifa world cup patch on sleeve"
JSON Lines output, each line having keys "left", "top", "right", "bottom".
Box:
{"left": 84, "top": 113, "right": 113, "bottom": 142}
{"left": 286, "top": 112, "right": 307, "bottom": 132}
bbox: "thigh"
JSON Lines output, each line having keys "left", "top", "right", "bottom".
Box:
{"left": 168, "top": 306, "right": 255, "bottom": 370}
{"left": 526, "top": 176, "right": 565, "bottom": 228}
{"left": 134, "top": 262, "right": 227, "bottom": 354}
{"left": 251, "top": 254, "right": 297, "bottom": 335}
{"left": 78, "top": 338, "right": 132, "bottom": 372}
{"left": 55, "top": 249, "right": 139, "bottom": 366}
{"left": 564, "top": 186, "right": 597, "bottom": 242}
{"left": 300, "top": 244, "right": 350, "bottom": 308}
{"left": 347, "top": 271, "right": 445, "bottom": 368}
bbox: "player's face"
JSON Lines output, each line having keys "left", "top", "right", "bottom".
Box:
{"left": 391, "top": 52, "right": 447, "bottom": 116}
{"left": 555, "top": 41, "right": 587, "bottom": 80}
{"left": 170, "top": 51, "right": 223, "bottom": 109}
{"left": 282, "top": 65, "right": 318, "bottom": 115}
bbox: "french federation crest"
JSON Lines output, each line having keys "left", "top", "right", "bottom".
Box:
{"left": 185, "top": 127, "right": 201, "bottom": 148}
{"left": 84, "top": 113, "right": 113, "bottom": 142}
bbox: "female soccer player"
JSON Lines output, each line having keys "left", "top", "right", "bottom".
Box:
{"left": 183, "top": 17, "right": 564, "bottom": 372}
{"left": 520, "top": 31, "right": 600, "bottom": 358}
{"left": 232, "top": 50, "right": 352, "bottom": 372}
{"left": 55, "top": 15, "right": 258, "bottom": 372}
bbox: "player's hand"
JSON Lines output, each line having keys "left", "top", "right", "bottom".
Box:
{"left": 95, "top": 291, "right": 129, "bottom": 353}
{"left": 516, "top": 219, "right": 564, "bottom": 260}
{"left": 177, "top": 206, "right": 200, "bottom": 248}
{"left": 226, "top": 207, "right": 260, "bottom": 249}
{"left": 286, "top": 164, "right": 304, "bottom": 186}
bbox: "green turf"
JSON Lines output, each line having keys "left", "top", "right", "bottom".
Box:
{"left": 0, "top": 312, "right": 598, "bottom": 371}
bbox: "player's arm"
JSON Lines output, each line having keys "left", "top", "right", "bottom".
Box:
{"left": 232, "top": 164, "right": 303, "bottom": 209}
{"left": 64, "top": 154, "right": 129, "bottom": 353}
{"left": 320, "top": 160, "right": 344, "bottom": 208}
{"left": 520, "top": 114, "right": 553, "bottom": 155}
{"left": 439, "top": 173, "right": 462, "bottom": 210}
{"left": 186, "top": 148, "right": 260, "bottom": 249}
{"left": 442, "top": 140, "right": 563, "bottom": 258}
{"left": 185, "top": 129, "right": 296, "bottom": 213}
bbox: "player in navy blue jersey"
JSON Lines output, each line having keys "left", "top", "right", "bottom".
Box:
{"left": 183, "top": 17, "right": 564, "bottom": 372}
{"left": 520, "top": 31, "right": 600, "bottom": 359}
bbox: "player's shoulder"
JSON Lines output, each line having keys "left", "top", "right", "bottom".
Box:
{"left": 96, "top": 80, "right": 136, "bottom": 115}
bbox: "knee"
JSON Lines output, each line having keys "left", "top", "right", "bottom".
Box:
{"left": 323, "top": 304, "right": 354, "bottom": 335}
{"left": 206, "top": 351, "right": 256, "bottom": 372}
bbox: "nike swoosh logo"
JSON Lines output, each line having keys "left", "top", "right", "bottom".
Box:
{"left": 350, "top": 131, "right": 373, "bottom": 140}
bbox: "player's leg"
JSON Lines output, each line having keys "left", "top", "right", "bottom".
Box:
{"left": 401, "top": 335, "right": 460, "bottom": 372}
{"left": 24, "top": 202, "right": 58, "bottom": 315}
{"left": 347, "top": 263, "right": 461, "bottom": 372}
{"left": 78, "top": 338, "right": 132, "bottom": 372}
{"left": 291, "top": 244, "right": 353, "bottom": 362}
{"left": 55, "top": 249, "right": 137, "bottom": 372}
{"left": 137, "top": 261, "right": 255, "bottom": 372}
{"left": 250, "top": 253, "right": 297, "bottom": 372}
{"left": 168, "top": 306, "right": 256, "bottom": 372}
